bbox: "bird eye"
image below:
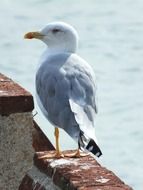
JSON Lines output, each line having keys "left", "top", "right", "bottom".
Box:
{"left": 52, "top": 29, "right": 61, "bottom": 34}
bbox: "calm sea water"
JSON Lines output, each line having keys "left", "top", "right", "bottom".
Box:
{"left": 0, "top": 0, "right": 143, "bottom": 189}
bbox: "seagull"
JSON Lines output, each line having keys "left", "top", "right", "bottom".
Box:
{"left": 24, "top": 22, "right": 102, "bottom": 158}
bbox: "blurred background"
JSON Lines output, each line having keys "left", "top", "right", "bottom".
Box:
{"left": 0, "top": 0, "right": 143, "bottom": 189}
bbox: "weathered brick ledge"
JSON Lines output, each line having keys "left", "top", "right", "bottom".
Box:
{"left": 19, "top": 150, "right": 133, "bottom": 190}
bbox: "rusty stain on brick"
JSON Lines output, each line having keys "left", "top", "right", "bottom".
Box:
{"left": 0, "top": 73, "right": 34, "bottom": 115}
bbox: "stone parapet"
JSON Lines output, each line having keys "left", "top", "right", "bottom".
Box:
{"left": 19, "top": 151, "right": 133, "bottom": 190}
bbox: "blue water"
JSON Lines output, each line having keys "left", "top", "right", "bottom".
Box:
{"left": 0, "top": 0, "right": 143, "bottom": 189}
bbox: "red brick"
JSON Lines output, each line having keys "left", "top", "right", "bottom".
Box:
{"left": 33, "top": 151, "right": 133, "bottom": 190}
{"left": 19, "top": 174, "right": 46, "bottom": 190}
{"left": 0, "top": 73, "right": 34, "bottom": 115}
{"left": 32, "top": 120, "right": 55, "bottom": 151}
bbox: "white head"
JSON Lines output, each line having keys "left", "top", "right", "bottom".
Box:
{"left": 24, "top": 22, "right": 78, "bottom": 53}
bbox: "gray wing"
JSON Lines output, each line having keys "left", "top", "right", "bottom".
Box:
{"left": 36, "top": 53, "right": 97, "bottom": 141}
{"left": 67, "top": 56, "right": 98, "bottom": 140}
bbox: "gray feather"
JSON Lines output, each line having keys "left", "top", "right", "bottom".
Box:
{"left": 36, "top": 53, "right": 97, "bottom": 142}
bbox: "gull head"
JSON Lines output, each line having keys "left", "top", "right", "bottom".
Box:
{"left": 24, "top": 22, "right": 79, "bottom": 53}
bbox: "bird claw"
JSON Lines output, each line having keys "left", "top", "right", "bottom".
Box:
{"left": 64, "top": 150, "right": 89, "bottom": 158}
{"left": 37, "top": 150, "right": 88, "bottom": 160}
{"left": 38, "top": 151, "right": 64, "bottom": 159}
{"left": 55, "top": 151, "right": 64, "bottom": 158}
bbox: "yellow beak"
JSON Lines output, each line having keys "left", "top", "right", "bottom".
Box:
{"left": 24, "top": 31, "right": 45, "bottom": 39}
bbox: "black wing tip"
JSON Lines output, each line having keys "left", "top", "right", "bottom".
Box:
{"left": 86, "top": 138, "right": 102, "bottom": 157}
{"left": 79, "top": 131, "right": 102, "bottom": 157}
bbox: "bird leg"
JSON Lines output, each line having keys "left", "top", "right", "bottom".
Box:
{"left": 38, "top": 128, "right": 64, "bottom": 159}
{"left": 54, "top": 127, "right": 64, "bottom": 158}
